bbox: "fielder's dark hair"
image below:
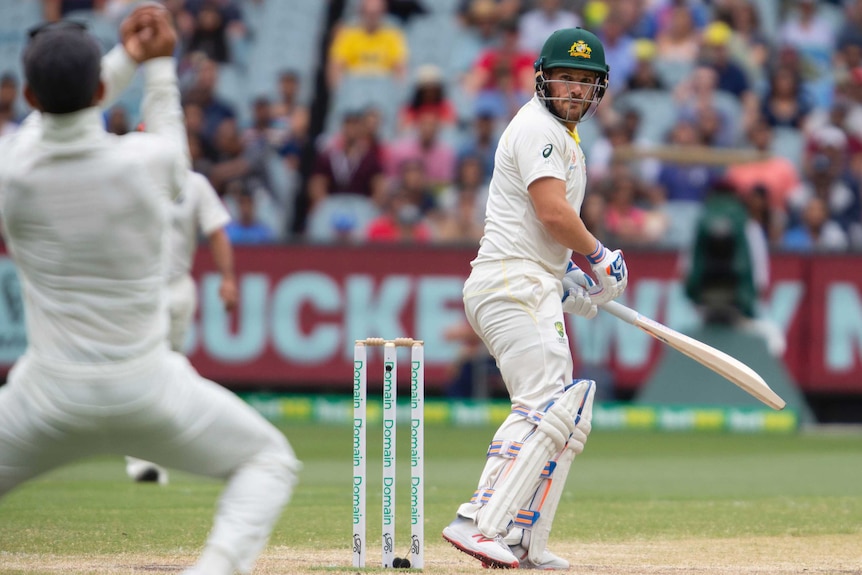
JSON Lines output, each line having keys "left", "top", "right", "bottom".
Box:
{"left": 23, "top": 21, "right": 102, "bottom": 114}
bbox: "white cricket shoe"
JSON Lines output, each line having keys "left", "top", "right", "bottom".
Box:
{"left": 442, "top": 516, "right": 520, "bottom": 569}
{"left": 126, "top": 459, "right": 169, "bottom": 486}
{"left": 509, "top": 545, "right": 570, "bottom": 570}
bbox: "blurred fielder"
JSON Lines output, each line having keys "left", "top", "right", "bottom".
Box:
{"left": 0, "top": 7, "right": 299, "bottom": 575}
{"left": 442, "top": 28, "right": 628, "bottom": 569}
{"left": 126, "top": 170, "right": 237, "bottom": 485}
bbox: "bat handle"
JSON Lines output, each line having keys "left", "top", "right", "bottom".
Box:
{"left": 598, "top": 300, "right": 640, "bottom": 325}
{"left": 563, "top": 276, "right": 640, "bottom": 324}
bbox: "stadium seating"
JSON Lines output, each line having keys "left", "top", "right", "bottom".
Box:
{"left": 305, "top": 193, "right": 381, "bottom": 243}
{"left": 614, "top": 89, "right": 678, "bottom": 145}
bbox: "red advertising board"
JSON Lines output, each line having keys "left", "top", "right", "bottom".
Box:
{"left": 1, "top": 244, "right": 861, "bottom": 394}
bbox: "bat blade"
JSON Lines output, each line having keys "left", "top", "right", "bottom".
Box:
{"left": 562, "top": 277, "right": 786, "bottom": 409}
{"left": 630, "top": 312, "right": 786, "bottom": 410}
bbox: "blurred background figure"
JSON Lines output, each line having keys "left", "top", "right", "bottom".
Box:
{"left": 224, "top": 179, "right": 277, "bottom": 244}
{"left": 328, "top": 0, "right": 408, "bottom": 88}
{"left": 308, "top": 109, "right": 385, "bottom": 211}
{"left": 683, "top": 179, "right": 757, "bottom": 325}
{"left": 365, "top": 182, "right": 433, "bottom": 243}
{"left": 435, "top": 154, "right": 488, "bottom": 244}
{"left": 399, "top": 64, "right": 456, "bottom": 132}
{"left": 517, "top": 0, "right": 580, "bottom": 55}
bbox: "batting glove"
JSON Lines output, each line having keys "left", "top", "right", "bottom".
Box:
{"left": 585, "top": 241, "right": 628, "bottom": 305}
{"left": 562, "top": 262, "right": 598, "bottom": 319}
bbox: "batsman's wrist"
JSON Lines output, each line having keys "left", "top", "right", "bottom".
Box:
{"left": 585, "top": 240, "right": 606, "bottom": 265}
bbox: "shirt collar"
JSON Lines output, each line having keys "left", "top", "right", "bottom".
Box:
{"left": 529, "top": 94, "right": 581, "bottom": 144}
{"left": 41, "top": 106, "right": 106, "bottom": 143}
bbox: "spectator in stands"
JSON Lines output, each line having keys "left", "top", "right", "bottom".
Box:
{"left": 308, "top": 110, "right": 386, "bottom": 210}
{"left": 699, "top": 21, "right": 751, "bottom": 102}
{"left": 760, "top": 65, "right": 812, "bottom": 129}
{"left": 434, "top": 154, "right": 488, "bottom": 244}
{"left": 399, "top": 65, "right": 457, "bottom": 132}
{"left": 365, "top": 183, "right": 433, "bottom": 242}
{"left": 271, "top": 70, "right": 309, "bottom": 171}
{"left": 451, "top": 0, "right": 502, "bottom": 81}
{"left": 186, "top": 0, "right": 245, "bottom": 64}
{"left": 224, "top": 180, "right": 277, "bottom": 245}
{"left": 789, "top": 128, "right": 861, "bottom": 238}
{"left": 43, "top": 0, "right": 105, "bottom": 21}
{"left": 386, "top": 108, "right": 456, "bottom": 189}
{"left": 725, "top": 117, "right": 800, "bottom": 227}
{"left": 835, "top": 2, "right": 862, "bottom": 78}
{"left": 720, "top": 0, "right": 770, "bottom": 93}
{"left": 782, "top": 196, "right": 849, "bottom": 252}
{"left": 465, "top": 17, "right": 536, "bottom": 100}
{"left": 242, "top": 96, "right": 279, "bottom": 150}
{"left": 811, "top": 68, "right": 862, "bottom": 145}
{"left": 599, "top": 16, "right": 636, "bottom": 91}
{"left": 779, "top": 0, "right": 836, "bottom": 64}
{"left": 328, "top": 0, "right": 408, "bottom": 88}
{"left": 182, "top": 56, "right": 236, "bottom": 144}
{"left": 625, "top": 39, "right": 666, "bottom": 92}
{"left": 386, "top": 0, "right": 428, "bottom": 24}
{"left": 588, "top": 114, "right": 660, "bottom": 185}
{"left": 675, "top": 65, "right": 739, "bottom": 145}
{"left": 656, "top": 119, "right": 722, "bottom": 203}
{"left": 782, "top": 0, "right": 839, "bottom": 109}
{"left": 744, "top": 184, "right": 782, "bottom": 248}
{"left": 208, "top": 117, "right": 272, "bottom": 199}
{"left": 456, "top": 0, "right": 520, "bottom": 25}
{"left": 458, "top": 100, "right": 499, "bottom": 182}
{"left": 580, "top": 191, "right": 608, "bottom": 244}
{"left": 517, "top": 0, "right": 581, "bottom": 55}
{"left": 183, "top": 100, "right": 218, "bottom": 165}
{"left": 655, "top": 3, "right": 702, "bottom": 64}
{"left": 0, "top": 74, "right": 21, "bottom": 136}
{"left": 396, "top": 157, "right": 438, "bottom": 217}
{"left": 602, "top": 163, "right": 667, "bottom": 245}
{"left": 0, "top": 74, "right": 23, "bottom": 127}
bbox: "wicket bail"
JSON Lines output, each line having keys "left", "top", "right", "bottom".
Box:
{"left": 353, "top": 338, "right": 425, "bottom": 569}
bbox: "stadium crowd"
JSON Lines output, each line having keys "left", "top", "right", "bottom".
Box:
{"left": 1, "top": 0, "right": 860, "bottom": 252}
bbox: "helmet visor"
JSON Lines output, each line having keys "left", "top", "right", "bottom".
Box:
{"left": 537, "top": 73, "right": 605, "bottom": 123}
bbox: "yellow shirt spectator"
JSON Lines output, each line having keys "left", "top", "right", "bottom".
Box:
{"left": 330, "top": 24, "right": 408, "bottom": 78}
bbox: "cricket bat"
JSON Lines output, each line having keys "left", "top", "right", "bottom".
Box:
{"left": 564, "top": 279, "right": 786, "bottom": 410}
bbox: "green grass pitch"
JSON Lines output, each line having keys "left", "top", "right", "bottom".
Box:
{"left": 0, "top": 422, "right": 860, "bottom": 573}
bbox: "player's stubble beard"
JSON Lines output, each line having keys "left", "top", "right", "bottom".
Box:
{"left": 553, "top": 98, "right": 590, "bottom": 125}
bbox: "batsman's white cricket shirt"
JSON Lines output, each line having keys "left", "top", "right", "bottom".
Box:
{"left": 169, "top": 171, "right": 230, "bottom": 281}
{"left": 0, "top": 58, "right": 189, "bottom": 363}
{"left": 472, "top": 94, "right": 587, "bottom": 276}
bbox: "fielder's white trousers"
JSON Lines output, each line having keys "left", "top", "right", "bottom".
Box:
{"left": 0, "top": 345, "right": 300, "bottom": 574}
{"left": 168, "top": 273, "right": 197, "bottom": 352}
{"left": 457, "top": 259, "right": 574, "bottom": 521}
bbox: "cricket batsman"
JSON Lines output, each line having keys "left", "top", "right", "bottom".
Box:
{"left": 442, "top": 28, "right": 628, "bottom": 569}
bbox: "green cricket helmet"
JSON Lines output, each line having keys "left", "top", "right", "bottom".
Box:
{"left": 534, "top": 28, "right": 609, "bottom": 123}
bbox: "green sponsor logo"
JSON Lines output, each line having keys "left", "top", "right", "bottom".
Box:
{"left": 542, "top": 144, "right": 553, "bottom": 158}
{"left": 554, "top": 321, "right": 564, "bottom": 338}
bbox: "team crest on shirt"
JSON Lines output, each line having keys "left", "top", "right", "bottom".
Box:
{"left": 569, "top": 41, "right": 592, "bottom": 59}
{"left": 554, "top": 321, "right": 565, "bottom": 340}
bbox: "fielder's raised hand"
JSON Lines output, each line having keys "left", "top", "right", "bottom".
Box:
{"left": 584, "top": 240, "right": 627, "bottom": 305}
{"left": 120, "top": 3, "right": 177, "bottom": 63}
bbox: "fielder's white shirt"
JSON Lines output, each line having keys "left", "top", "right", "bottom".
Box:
{"left": 169, "top": 172, "right": 230, "bottom": 281}
{"left": 0, "top": 57, "right": 189, "bottom": 363}
{"left": 473, "top": 95, "right": 587, "bottom": 276}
